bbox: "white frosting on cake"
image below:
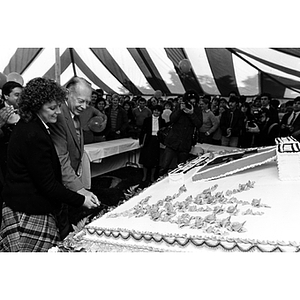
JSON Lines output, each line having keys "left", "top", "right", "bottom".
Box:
{"left": 81, "top": 161, "right": 300, "bottom": 252}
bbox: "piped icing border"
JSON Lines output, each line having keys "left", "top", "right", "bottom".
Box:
{"left": 82, "top": 226, "right": 300, "bottom": 252}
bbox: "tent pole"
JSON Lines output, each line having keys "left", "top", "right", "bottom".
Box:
{"left": 55, "top": 48, "right": 61, "bottom": 85}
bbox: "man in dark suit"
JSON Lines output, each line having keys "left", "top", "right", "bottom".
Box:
{"left": 220, "top": 96, "right": 244, "bottom": 147}
{"left": 280, "top": 96, "right": 300, "bottom": 140}
{"left": 260, "top": 93, "right": 279, "bottom": 124}
{"left": 49, "top": 77, "right": 99, "bottom": 238}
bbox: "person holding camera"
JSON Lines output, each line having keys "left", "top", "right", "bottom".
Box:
{"left": 159, "top": 90, "right": 203, "bottom": 175}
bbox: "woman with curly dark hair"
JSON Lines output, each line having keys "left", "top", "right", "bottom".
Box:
{"left": 0, "top": 77, "right": 99, "bottom": 252}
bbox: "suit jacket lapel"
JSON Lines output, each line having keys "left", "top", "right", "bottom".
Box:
{"left": 61, "top": 103, "right": 82, "bottom": 152}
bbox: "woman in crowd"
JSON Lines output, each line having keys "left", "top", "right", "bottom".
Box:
{"left": 95, "top": 97, "right": 108, "bottom": 116}
{"left": 211, "top": 105, "right": 228, "bottom": 145}
{"left": 0, "top": 77, "right": 99, "bottom": 252}
{"left": 123, "top": 100, "right": 135, "bottom": 137}
{"left": 123, "top": 100, "right": 135, "bottom": 125}
{"left": 210, "top": 96, "right": 220, "bottom": 116}
{"left": 198, "top": 96, "right": 219, "bottom": 144}
{"left": 90, "top": 97, "right": 107, "bottom": 142}
{"left": 139, "top": 105, "right": 166, "bottom": 184}
{"left": 161, "top": 100, "right": 173, "bottom": 124}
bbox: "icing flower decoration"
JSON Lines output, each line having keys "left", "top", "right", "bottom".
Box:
{"left": 229, "top": 221, "right": 246, "bottom": 233}
{"left": 251, "top": 198, "right": 261, "bottom": 207}
{"left": 227, "top": 204, "right": 238, "bottom": 214}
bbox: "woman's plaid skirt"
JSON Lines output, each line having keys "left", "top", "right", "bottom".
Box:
{"left": 0, "top": 204, "right": 60, "bottom": 252}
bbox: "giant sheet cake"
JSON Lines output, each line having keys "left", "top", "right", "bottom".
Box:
{"left": 75, "top": 159, "right": 300, "bottom": 252}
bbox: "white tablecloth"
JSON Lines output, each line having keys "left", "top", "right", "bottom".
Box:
{"left": 84, "top": 138, "right": 140, "bottom": 163}
{"left": 82, "top": 138, "right": 141, "bottom": 189}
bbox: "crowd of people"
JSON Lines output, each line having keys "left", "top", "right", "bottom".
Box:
{"left": 79, "top": 89, "right": 298, "bottom": 154}
{"left": 0, "top": 76, "right": 299, "bottom": 252}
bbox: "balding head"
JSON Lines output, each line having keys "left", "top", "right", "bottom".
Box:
{"left": 65, "top": 77, "right": 92, "bottom": 115}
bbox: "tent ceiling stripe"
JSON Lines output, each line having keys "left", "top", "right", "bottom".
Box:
{"left": 165, "top": 48, "right": 204, "bottom": 94}
{"left": 90, "top": 48, "right": 142, "bottom": 95}
{"left": 128, "top": 48, "right": 171, "bottom": 94}
{"left": 205, "top": 48, "right": 239, "bottom": 96}
{"left": 4, "top": 48, "right": 42, "bottom": 75}
{"left": 233, "top": 48, "right": 300, "bottom": 79}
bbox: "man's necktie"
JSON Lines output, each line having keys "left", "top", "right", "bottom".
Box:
{"left": 73, "top": 115, "right": 82, "bottom": 176}
{"left": 73, "top": 115, "right": 81, "bottom": 143}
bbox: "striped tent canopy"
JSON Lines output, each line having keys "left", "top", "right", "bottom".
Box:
{"left": 1, "top": 47, "right": 300, "bottom": 99}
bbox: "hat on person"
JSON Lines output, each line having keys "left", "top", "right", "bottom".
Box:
{"left": 183, "top": 89, "right": 199, "bottom": 103}
{"left": 88, "top": 115, "right": 106, "bottom": 133}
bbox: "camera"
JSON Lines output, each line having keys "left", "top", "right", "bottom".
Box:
{"left": 184, "top": 101, "right": 193, "bottom": 110}
{"left": 247, "top": 120, "right": 256, "bottom": 128}
{"left": 252, "top": 108, "right": 260, "bottom": 117}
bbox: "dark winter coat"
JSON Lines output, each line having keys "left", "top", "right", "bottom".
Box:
{"left": 164, "top": 105, "right": 203, "bottom": 153}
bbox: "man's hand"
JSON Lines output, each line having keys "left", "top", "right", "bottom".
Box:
{"left": 82, "top": 195, "right": 101, "bottom": 209}
{"left": 0, "top": 106, "right": 15, "bottom": 128}
{"left": 77, "top": 188, "right": 101, "bottom": 206}
{"left": 226, "top": 128, "right": 232, "bottom": 137}
{"left": 182, "top": 105, "right": 194, "bottom": 114}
